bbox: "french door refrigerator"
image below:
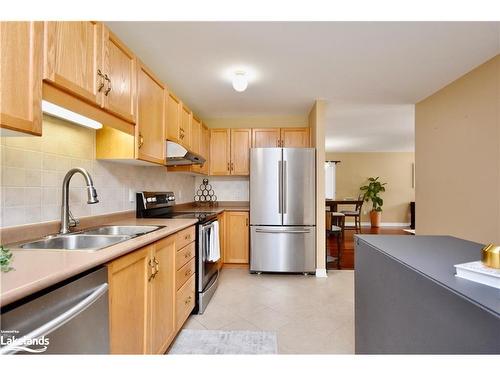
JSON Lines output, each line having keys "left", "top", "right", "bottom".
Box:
{"left": 250, "top": 148, "right": 316, "bottom": 273}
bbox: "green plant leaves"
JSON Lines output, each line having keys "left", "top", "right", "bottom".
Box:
{"left": 1, "top": 245, "right": 14, "bottom": 273}
{"left": 359, "top": 177, "right": 387, "bottom": 212}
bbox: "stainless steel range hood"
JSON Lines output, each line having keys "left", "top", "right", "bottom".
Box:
{"left": 166, "top": 141, "right": 205, "bottom": 166}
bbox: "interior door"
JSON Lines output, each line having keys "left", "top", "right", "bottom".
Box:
{"left": 282, "top": 148, "right": 316, "bottom": 225}
{"left": 250, "top": 148, "right": 282, "bottom": 225}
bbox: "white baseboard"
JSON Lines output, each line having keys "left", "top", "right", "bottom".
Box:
{"left": 315, "top": 268, "right": 327, "bottom": 278}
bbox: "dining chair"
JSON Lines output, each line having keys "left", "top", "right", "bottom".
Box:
{"left": 325, "top": 211, "right": 344, "bottom": 270}
{"left": 341, "top": 196, "right": 363, "bottom": 233}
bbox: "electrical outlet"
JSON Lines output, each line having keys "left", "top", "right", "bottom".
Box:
{"left": 128, "top": 189, "right": 135, "bottom": 203}
{"left": 178, "top": 190, "right": 182, "bottom": 200}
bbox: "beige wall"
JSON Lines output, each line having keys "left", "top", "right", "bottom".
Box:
{"left": 326, "top": 152, "right": 415, "bottom": 224}
{"left": 0, "top": 115, "right": 195, "bottom": 228}
{"left": 415, "top": 55, "right": 500, "bottom": 243}
{"left": 309, "top": 100, "right": 326, "bottom": 273}
{"left": 205, "top": 115, "right": 308, "bottom": 128}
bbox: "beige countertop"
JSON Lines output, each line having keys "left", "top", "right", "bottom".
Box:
{"left": 0, "top": 217, "right": 197, "bottom": 307}
{"left": 174, "top": 202, "right": 249, "bottom": 214}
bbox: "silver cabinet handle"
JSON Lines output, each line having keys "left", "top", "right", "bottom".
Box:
{"left": 283, "top": 160, "right": 287, "bottom": 214}
{"left": 255, "top": 228, "right": 311, "bottom": 234}
{"left": 0, "top": 283, "right": 108, "bottom": 355}
{"left": 278, "top": 160, "right": 282, "bottom": 214}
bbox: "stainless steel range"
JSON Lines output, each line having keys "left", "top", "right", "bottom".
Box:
{"left": 136, "top": 192, "right": 220, "bottom": 314}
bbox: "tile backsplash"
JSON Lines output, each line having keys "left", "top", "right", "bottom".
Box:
{"left": 194, "top": 176, "right": 249, "bottom": 202}
{"left": 0, "top": 115, "right": 195, "bottom": 227}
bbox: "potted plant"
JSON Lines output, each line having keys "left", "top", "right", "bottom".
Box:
{"left": 360, "top": 177, "right": 387, "bottom": 228}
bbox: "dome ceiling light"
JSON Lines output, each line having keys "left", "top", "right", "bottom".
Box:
{"left": 232, "top": 71, "right": 248, "bottom": 92}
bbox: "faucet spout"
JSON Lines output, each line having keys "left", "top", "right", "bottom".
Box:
{"left": 60, "top": 168, "right": 99, "bottom": 234}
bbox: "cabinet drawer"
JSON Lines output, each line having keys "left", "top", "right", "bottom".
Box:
{"left": 176, "top": 226, "right": 195, "bottom": 250}
{"left": 176, "top": 258, "right": 195, "bottom": 290}
{"left": 176, "top": 275, "right": 195, "bottom": 330}
{"left": 176, "top": 242, "right": 195, "bottom": 270}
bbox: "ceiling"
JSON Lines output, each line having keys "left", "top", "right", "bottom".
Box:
{"left": 108, "top": 21, "right": 500, "bottom": 152}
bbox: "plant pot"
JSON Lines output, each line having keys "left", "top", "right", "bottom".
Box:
{"left": 370, "top": 210, "right": 382, "bottom": 228}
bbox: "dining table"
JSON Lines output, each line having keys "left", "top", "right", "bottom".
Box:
{"left": 325, "top": 199, "right": 363, "bottom": 212}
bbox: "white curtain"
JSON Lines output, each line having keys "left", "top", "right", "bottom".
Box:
{"left": 325, "top": 162, "right": 336, "bottom": 200}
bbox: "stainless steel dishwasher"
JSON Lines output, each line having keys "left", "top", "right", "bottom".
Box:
{"left": 0, "top": 267, "right": 109, "bottom": 354}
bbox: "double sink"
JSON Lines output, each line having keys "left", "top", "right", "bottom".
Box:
{"left": 14, "top": 225, "right": 164, "bottom": 252}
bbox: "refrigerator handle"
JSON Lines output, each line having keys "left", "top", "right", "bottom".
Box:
{"left": 278, "top": 160, "right": 282, "bottom": 214}
{"left": 283, "top": 160, "right": 287, "bottom": 214}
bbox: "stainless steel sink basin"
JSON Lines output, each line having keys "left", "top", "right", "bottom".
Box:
{"left": 81, "top": 225, "right": 162, "bottom": 236}
{"left": 19, "top": 234, "right": 131, "bottom": 251}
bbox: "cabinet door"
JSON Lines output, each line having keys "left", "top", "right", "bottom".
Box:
{"left": 281, "top": 127, "right": 310, "bottom": 148}
{"left": 209, "top": 129, "right": 230, "bottom": 175}
{"left": 200, "top": 123, "right": 210, "bottom": 174}
{"left": 180, "top": 104, "right": 192, "bottom": 149}
{"left": 150, "top": 236, "right": 176, "bottom": 354}
{"left": 108, "top": 246, "right": 151, "bottom": 354}
{"left": 252, "top": 128, "right": 280, "bottom": 148}
{"left": 166, "top": 91, "right": 181, "bottom": 142}
{"left": 103, "top": 27, "right": 136, "bottom": 123}
{"left": 191, "top": 116, "right": 201, "bottom": 155}
{"left": 136, "top": 61, "right": 165, "bottom": 165}
{"left": 230, "top": 129, "right": 251, "bottom": 175}
{"left": 0, "top": 22, "right": 43, "bottom": 136}
{"left": 43, "top": 21, "right": 102, "bottom": 105}
{"left": 225, "top": 211, "right": 249, "bottom": 264}
{"left": 217, "top": 212, "right": 225, "bottom": 270}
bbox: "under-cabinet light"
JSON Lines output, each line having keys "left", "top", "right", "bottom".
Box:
{"left": 42, "top": 100, "right": 103, "bottom": 129}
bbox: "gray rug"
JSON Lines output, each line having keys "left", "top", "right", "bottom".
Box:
{"left": 169, "top": 329, "right": 278, "bottom": 354}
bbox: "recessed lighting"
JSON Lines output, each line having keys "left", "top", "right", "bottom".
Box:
{"left": 232, "top": 71, "right": 248, "bottom": 92}
{"left": 42, "top": 100, "right": 103, "bottom": 129}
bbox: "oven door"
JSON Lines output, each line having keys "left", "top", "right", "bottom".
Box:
{"left": 198, "top": 219, "right": 219, "bottom": 292}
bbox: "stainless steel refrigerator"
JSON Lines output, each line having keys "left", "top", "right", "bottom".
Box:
{"left": 250, "top": 148, "right": 316, "bottom": 273}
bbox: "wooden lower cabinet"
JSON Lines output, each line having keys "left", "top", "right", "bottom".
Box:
{"left": 107, "top": 226, "right": 195, "bottom": 354}
{"left": 224, "top": 211, "right": 249, "bottom": 264}
{"left": 149, "top": 236, "right": 176, "bottom": 354}
{"left": 108, "top": 246, "right": 151, "bottom": 354}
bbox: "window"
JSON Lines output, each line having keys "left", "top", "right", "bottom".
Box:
{"left": 325, "top": 161, "right": 337, "bottom": 200}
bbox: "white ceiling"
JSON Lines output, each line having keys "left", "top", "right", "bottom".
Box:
{"left": 108, "top": 21, "right": 500, "bottom": 152}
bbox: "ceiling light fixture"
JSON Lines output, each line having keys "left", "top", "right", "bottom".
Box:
{"left": 232, "top": 71, "right": 248, "bottom": 92}
{"left": 42, "top": 100, "right": 103, "bottom": 129}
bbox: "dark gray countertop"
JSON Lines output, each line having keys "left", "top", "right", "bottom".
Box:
{"left": 356, "top": 235, "right": 500, "bottom": 318}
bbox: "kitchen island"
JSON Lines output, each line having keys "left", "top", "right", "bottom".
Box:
{"left": 355, "top": 235, "right": 500, "bottom": 354}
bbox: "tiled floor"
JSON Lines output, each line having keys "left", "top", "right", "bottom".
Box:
{"left": 178, "top": 268, "right": 355, "bottom": 354}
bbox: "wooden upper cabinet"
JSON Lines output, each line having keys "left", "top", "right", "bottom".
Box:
{"left": 200, "top": 123, "right": 210, "bottom": 174}
{"left": 281, "top": 127, "right": 310, "bottom": 147}
{"left": 209, "top": 129, "right": 231, "bottom": 175}
{"left": 252, "top": 128, "right": 281, "bottom": 148}
{"left": 165, "top": 91, "right": 181, "bottom": 142}
{"left": 251, "top": 127, "right": 310, "bottom": 148}
{"left": 0, "top": 22, "right": 43, "bottom": 136}
{"left": 225, "top": 211, "right": 249, "bottom": 264}
{"left": 136, "top": 61, "right": 165, "bottom": 165}
{"left": 43, "top": 21, "right": 102, "bottom": 105}
{"left": 149, "top": 236, "right": 176, "bottom": 354}
{"left": 102, "top": 26, "right": 136, "bottom": 123}
{"left": 180, "top": 104, "right": 192, "bottom": 149}
{"left": 108, "top": 246, "right": 151, "bottom": 354}
{"left": 191, "top": 116, "right": 201, "bottom": 155}
{"left": 230, "top": 129, "right": 251, "bottom": 175}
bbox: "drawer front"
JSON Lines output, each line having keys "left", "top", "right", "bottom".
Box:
{"left": 176, "top": 258, "right": 195, "bottom": 290}
{"left": 176, "top": 242, "right": 195, "bottom": 270}
{"left": 176, "top": 226, "right": 195, "bottom": 250}
{"left": 176, "top": 275, "right": 195, "bottom": 330}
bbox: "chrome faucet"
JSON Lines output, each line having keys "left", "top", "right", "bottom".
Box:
{"left": 60, "top": 168, "right": 99, "bottom": 234}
